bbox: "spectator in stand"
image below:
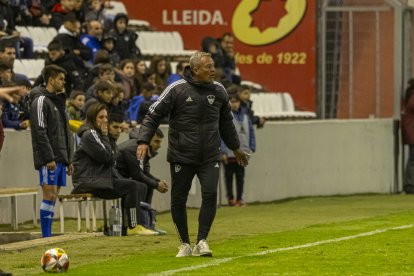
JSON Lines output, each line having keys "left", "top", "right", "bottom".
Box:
{"left": 167, "top": 61, "right": 189, "bottom": 86}
{"left": 80, "top": 20, "right": 103, "bottom": 63}
{"left": 83, "top": 50, "right": 111, "bottom": 92}
{"left": 237, "top": 85, "right": 265, "bottom": 128}
{"left": 102, "top": 31, "right": 120, "bottom": 67}
{"left": 134, "top": 58, "right": 147, "bottom": 91}
{"left": 128, "top": 82, "right": 157, "bottom": 126}
{"left": 221, "top": 92, "right": 255, "bottom": 207}
{"left": 84, "top": 0, "right": 104, "bottom": 22}
{"left": 149, "top": 56, "right": 170, "bottom": 92}
{"left": 112, "top": 13, "right": 140, "bottom": 60}
{"left": 402, "top": 79, "right": 414, "bottom": 194}
{"left": 0, "top": 42, "right": 29, "bottom": 83}
{"left": 1, "top": 89, "right": 29, "bottom": 130}
{"left": 109, "top": 83, "right": 125, "bottom": 116}
{"left": 67, "top": 90, "right": 85, "bottom": 120}
{"left": 73, "top": 0, "right": 85, "bottom": 21}
{"left": 15, "top": 78, "right": 32, "bottom": 122}
{"left": 83, "top": 80, "right": 113, "bottom": 115}
{"left": 136, "top": 82, "right": 166, "bottom": 125}
{"left": 201, "top": 36, "right": 224, "bottom": 69}
{"left": 218, "top": 32, "right": 240, "bottom": 84}
{"left": 0, "top": 61, "right": 13, "bottom": 86}
{"left": 85, "top": 62, "right": 115, "bottom": 99}
{"left": 54, "top": 12, "right": 92, "bottom": 65}
{"left": 117, "top": 59, "right": 139, "bottom": 101}
{"left": 117, "top": 128, "right": 169, "bottom": 205}
{"left": 15, "top": 0, "right": 54, "bottom": 27}
{"left": 0, "top": 0, "right": 34, "bottom": 59}
{"left": 34, "top": 40, "right": 83, "bottom": 96}
{"left": 50, "top": 0, "right": 76, "bottom": 29}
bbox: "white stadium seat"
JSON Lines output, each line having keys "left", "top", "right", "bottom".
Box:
{"left": 250, "top": 92, "right": 316, "bottom": 119}
{"left": 136, "top": 31, "right": 197, "bottom": 57}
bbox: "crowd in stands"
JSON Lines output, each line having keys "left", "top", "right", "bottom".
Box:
{"left": 0, "top": 0, "right": 264, "bottom": 140}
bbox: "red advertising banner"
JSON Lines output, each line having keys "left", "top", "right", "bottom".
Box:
{"left": 123, "top": 0, "right": 316, "bottom": 111}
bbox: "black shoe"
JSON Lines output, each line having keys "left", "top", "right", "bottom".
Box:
{"left": 0, "top": 269, "right": 13, "bottom": 276}
{"left": 403, "top": 185, "right": 414, "bottom": 194}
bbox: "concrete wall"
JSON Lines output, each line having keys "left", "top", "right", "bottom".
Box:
{"left": 0, "top": 119, "right": 397, "bottom": 224}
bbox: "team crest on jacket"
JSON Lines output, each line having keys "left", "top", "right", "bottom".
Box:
{"left": 175, "top": 165, "right": 181, "bottom": 173}
{"left": 207, "top": 95, "right": 215, "bottom": 104}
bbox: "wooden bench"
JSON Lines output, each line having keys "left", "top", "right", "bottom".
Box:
{"left": 58, "top": 194, "right": 108, "bottom": 234}
{"left": 0, "top": 187, "right": 38, "bottom": 230}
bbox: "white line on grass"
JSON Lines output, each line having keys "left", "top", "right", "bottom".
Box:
{"left": 151, "top": 224, "right": 413, "bottom": 276}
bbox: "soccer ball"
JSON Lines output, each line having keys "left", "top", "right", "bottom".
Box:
{"left": 40, "top": 248, "right": 69, "bottom": 273}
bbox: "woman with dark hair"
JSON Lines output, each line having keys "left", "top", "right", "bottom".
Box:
{"left": 149, "top": 56, "right": 171, "bottom": 92}
{"left": 72, "top": 103, "right": 156, "bottom": 235}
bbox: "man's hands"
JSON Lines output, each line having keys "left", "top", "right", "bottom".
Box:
{"left": 233, "top": 148, "right": 250, "bottom": 167}
{"left": 156, "top": 180, "right": 169, "bottom": 193}
{"left": 67, "top": 164, "right": 73, "bottom": 176}
{"left": 0, "top": 86, "right": 28, "bottom": 103}
{"left": 46, "top": 161, "right": 56, "bottom": 171}
{"left": 136, "top": 144, "right": 150, "bottom": 160}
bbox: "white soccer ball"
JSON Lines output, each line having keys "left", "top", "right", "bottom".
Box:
{"left": 40, "top": 248, "right": 70, "bottom": 273}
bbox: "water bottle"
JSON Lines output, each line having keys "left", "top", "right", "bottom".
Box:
{"left": 109, "top": 205, "right": 122, "bottom": 236}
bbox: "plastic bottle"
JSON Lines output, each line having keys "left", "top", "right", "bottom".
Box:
{"left": 109, "top": 205, "right": 122, "bottom": 236}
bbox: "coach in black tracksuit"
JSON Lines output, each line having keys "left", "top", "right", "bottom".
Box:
{"left": 136, "top": 52, "right": 249, "bottom": 257}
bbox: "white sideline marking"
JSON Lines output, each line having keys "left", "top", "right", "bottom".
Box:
{"left": 150, "top": 224, "right": 413, "bottom": 276}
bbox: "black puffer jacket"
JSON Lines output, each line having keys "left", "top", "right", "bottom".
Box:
{"left": 30, "top": 86, "right": 73, "bottom": 169}
{"left": 137, "top": 67, "right": 240, "bottom": 165}
{"left": 71, "top": 126, "right": 114, "bottom": 193}
{"left": 116, "top": 138, "right": 159, "bottom": 188}
{"left": 113, "top": 13, "right": 140, "bottom": 60}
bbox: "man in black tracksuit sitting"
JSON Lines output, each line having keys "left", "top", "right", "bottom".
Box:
{"left": 136, "top": 51, "right": 250, "bottom": 257}
{"left": 116, "top": 128, "right": 169, "bottom": 204}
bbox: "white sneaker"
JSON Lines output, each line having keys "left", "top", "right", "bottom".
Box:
{"left": 176, "top": 243, "right": 192, "bottom": 257}
{"left": 192, "top": 239, "right": 213, "bottom": 257}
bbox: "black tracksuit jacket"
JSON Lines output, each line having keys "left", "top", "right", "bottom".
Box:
{"left": 137, "top": 68, "right": 240, "bottom": 165}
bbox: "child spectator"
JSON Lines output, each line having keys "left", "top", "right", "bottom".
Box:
{"left": 149, "top": 56, "right": 171, "bottom": 92}
{"left": 222, "top": 93, "right": 255, "bottom": 207}
{"left": 112, "top": 13, "right": 140, "bottom": 60}
{"left": 102, "top": 31, "right": 121, "bottom": 67}
{"left": 67, "top": 90, "right": 86, "bottom": 120}
{"left": 83, "top": 81, "right": 113, "bottom": 115}
{"left": 167, "top": 61, "right": 189, "bottom": 86}
{"left": 118, "top": 59, "right": 139, "bottom": 101}
{"left": 36, "top": 40, "right": 83, "bottom": 96}
{"left": 134, "top": 58, "right": 147, "bottom": 90}
{"left": 1, "top": 91, "right": 29, "bottom": 130}
{"left": 136, "top": 82, "right": 168, "bottom": 124}
{"left": 128, "top": 82, "right": 156, "bottom": 126}
{"left": 50, "top": 0, "right": 76, "bottom": 29}
{"left": 238, "top": 85, "right": 265, "bottom": 128}
{"left": 84, "top": 0, "right": 105, "bottom": 22}
{"left": 0, "top": 61, "right": 13, "bottom": 86}
{"left": 85, "top": 63, "right": 115, "bottom": 99}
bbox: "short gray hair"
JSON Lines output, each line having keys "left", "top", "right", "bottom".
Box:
{"left": 189, "top": 51, "right": 212, "bottom": 70}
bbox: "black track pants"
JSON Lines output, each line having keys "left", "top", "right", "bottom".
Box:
{"left": 170, "top": 162, "right": 220, "bottom": 244}
{"left": 92, "top": 178, "right": 145, "bottom": 229}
